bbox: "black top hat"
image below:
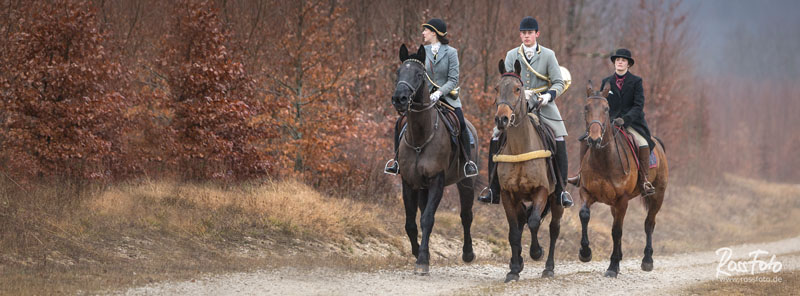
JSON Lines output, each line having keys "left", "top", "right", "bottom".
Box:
{"left": 422, "top": 18, "right": 447, "bottom": 37}
{"left": 519, "top": 16, "right": 538, "bottom": 31}
{"left": 610, "top": 48, "right": 635, "bottom": 66}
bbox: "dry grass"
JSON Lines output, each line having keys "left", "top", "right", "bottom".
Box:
{"left": 0, "top": 179, "right": 395, "bottom": 295}
{"left": 0, "top": 174, "right": 798, "bottom": 294}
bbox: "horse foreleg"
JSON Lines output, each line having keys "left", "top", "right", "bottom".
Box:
{"left": 456, "top": 178, "right": 475, "bottom": 263}
{"left": 415, "top": 172, "right": 445, "bottom": 275}
{"left": 503, "top": 191, "right": 525, "bottom": 283}
{"left": 401, "top": 182, "right": 420, "bottom": 258}
{"left": 579, "top": 188, "right": 594, "bottom": 262}
{"left": 605, "top": 197, "right": 629, "bottom": 278}
{"left": 642, "top": 189, "right": 664, "bottom": 272}
{"left": 528, "top": 191, "right": 545, "bottom": 262}
{"left": 543, "top": 194, "right": 564, "bottom": 278}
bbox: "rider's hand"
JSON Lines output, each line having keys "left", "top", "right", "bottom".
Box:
{"left": 524, "top": 90, "right": 535, "bottom": 100}
{"left": 430, "top": 91, "right": 442, "bottom": 102}
{"left": 538, "top": 93, "right": 551, "bottom": 106}
{"left": 613, "top": 117, "right": 625, "bottom": 127}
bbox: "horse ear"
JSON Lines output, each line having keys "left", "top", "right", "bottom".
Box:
{"left": 601, "top": 83, "right": 611, "bottom": 98}
{"left": 586, "top": 80, "right": 594, "bottom": 97}
{"left": 498, "top": 59, "right": 506, "bottom": 75}
{"left": 417, "top": 44, "right": 426, "bottom": 61}
{"left": 399, "top": 44, "right": 408, "bottom": 62}
{"left": 514, "top": 60, "right": 521, "bottom": 76}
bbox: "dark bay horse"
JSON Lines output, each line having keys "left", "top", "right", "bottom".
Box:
{"left": 577, "top": 83, "right": 669, "bottom": 277}
{"left": 494, "top": 60, "right": 564, "bottom": 282}
{"left": 391, "top": 44, "right": 478, "bottom": 275}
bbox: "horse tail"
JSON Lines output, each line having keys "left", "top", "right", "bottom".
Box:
{"left": 653, "top": 136, "right": 666, "bottom": 154}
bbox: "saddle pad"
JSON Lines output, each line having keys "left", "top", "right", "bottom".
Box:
{"left": 649, "top": 150, "right": 657, "bottom": 168}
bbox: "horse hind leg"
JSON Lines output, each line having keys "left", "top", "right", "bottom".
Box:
{"left": 456, "top": 178, "right": 475, "bottom": 263}
{"left": 642, "top": 186, "right": 664, "bottom": 272}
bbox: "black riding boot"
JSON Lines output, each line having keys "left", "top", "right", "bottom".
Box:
{"left": 478, "top": 137, "right": 501, "bottom": 204}
{"left": 555, "top": 140, "right": 573, "bottom": 208}
{"left": 461, "top": 128, "right": 478, "bottom": 177}
{"left": 384, "top": 118, "right": 402, "bottom": 175}
{"left": 567, "top": 133, "right": 588, "bottom": 186}
{"left": 638, "top": 146, "right": 656, "bottom": 197}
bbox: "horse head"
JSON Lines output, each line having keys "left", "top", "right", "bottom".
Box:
{"left": 393, "top": 44, "right": 428, "bottom": 113}
{"left": 494, "top": 59, "right": 524, "bottom": 131}
{"left": 584, "top": 81, "right": 612, "bottom": 149}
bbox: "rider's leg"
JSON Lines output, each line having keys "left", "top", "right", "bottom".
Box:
{"left": 478, "top": 130, "right": 501, "bottom": 204}
{"left": 555, "top": 139, "right": 573, "bottom": 208}
{"left": 454, "top": 108, "right": 478, "bottom": 177}
{"left": 384, "top": 116, "right": 402, "bottom": 174}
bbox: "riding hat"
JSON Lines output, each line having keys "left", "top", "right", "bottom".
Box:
{"left": 519, "top": 16, "right": 538, "bottom": 31}
{"left": 422, "top": 18, "right": 447, "bottom": 36}
{"left": 610, "top": 48, "right": 635, "bottom": 67}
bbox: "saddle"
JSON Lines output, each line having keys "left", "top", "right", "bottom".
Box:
{"left": 529, "top": 113, "right": 560, "bottom": 186}
{"left": 617, "top": 127, "right": 658, "bottom": 170}
{"left": 396, "top": 102, "right": 471, "bottom": 155}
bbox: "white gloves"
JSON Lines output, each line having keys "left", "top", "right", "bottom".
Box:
{"left": 524, "top": 90, "right": 535, "bottom": 100}
{"left": 430, "top": 91, "right": 442, "bottom": 103}
{"left": 539, "top": 93, "right": 552, "bottom": 106}
{"left": 525, "top": 90, "right": 552, "bottom": 110}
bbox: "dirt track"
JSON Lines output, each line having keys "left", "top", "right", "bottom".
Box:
{"left": 117, "top": 236, "right": 799, "bottom": 295}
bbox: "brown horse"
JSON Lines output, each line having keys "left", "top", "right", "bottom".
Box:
{"left": 576, "top": 83, "right": 669, "bottom": 277}
{"left": 391, "top": 44, "right": 478, "bottom": 275}
{"left": 494, "top": 60, "right": 564, "bottom": 282}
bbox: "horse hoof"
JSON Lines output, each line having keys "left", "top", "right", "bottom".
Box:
{"left": 462, "top": 252, "right": 475, "bottom": 263}
{"left": 579, "top": 248, "right": 592, "bottom": 263}
{"left": 541, "top": 269, "right": 554, "bottom": 278}
{"left": 641, "top": 261, "right": 653, "bottom": 271}
{"left": 504, "top": 273, "right": 520, "bottom": 283}
{"left": 604, "top": 270, "right": 618, "bottom": 278}
{"left": 414, "top": 264, "right": 430, "bottom": 276}
{"left": 531, "top": 248, "right": 544, "bottom": 261}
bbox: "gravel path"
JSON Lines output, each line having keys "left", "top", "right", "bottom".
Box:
{"left": 118, "top": 236, "right": 800, "bottom": 295}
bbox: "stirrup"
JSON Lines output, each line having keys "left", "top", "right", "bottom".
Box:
{"left": 567, "top": 173, "right": 580, "bottom": 186}
{"left": 642, "top": 181, "right": 655, "bottom": 196}
{"left": 464, "top": 161, "right": 478, "bottom": 178}
{"left": 560, "top": 191, "right": 574, "bottom": 208}
{"left": 477, "top": 187, "right": 493, "bottom": 204}
{"left": 384, "top": 159, "right": 398, "bottom": 175}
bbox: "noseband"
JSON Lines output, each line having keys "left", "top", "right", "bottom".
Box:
{"left": 396, "top": 59, "right": 436, "bottom": 113}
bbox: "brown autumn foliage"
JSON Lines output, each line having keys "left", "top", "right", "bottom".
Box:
{"left": 0, "top": 0, "right": 130, "bottom": 181}
{"left": 0, "top": 0, "right": 795, "bottom": 191}
{"left": 156, "top": 0, "right": 278, "bottom": 181}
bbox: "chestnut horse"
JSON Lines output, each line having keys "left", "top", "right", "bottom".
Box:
{"left": 494, "top": 60, "right": 564, "bottom": 282}
{"left": 576, "top": 83, "right": 668, "bottom": 277}
{"left": 391, "top": 44, "right": 478, "bottom": 275}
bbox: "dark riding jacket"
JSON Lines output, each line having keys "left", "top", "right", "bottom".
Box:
{"left": 601, "top": 72, "right": 655, "bottom": 149}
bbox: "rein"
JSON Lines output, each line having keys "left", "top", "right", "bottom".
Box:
{"left": 396, "top": 58, "right": 441, "bottom": 176}
{"left": 583, "top": 114, "right": 630, "bottom": 175}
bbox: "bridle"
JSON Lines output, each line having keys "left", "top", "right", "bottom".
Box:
{"left": 396, "top": 59, "right": 436, "bottom": 114}
{"left": 497, "top": 73, "right": 527, "bottom": 127}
